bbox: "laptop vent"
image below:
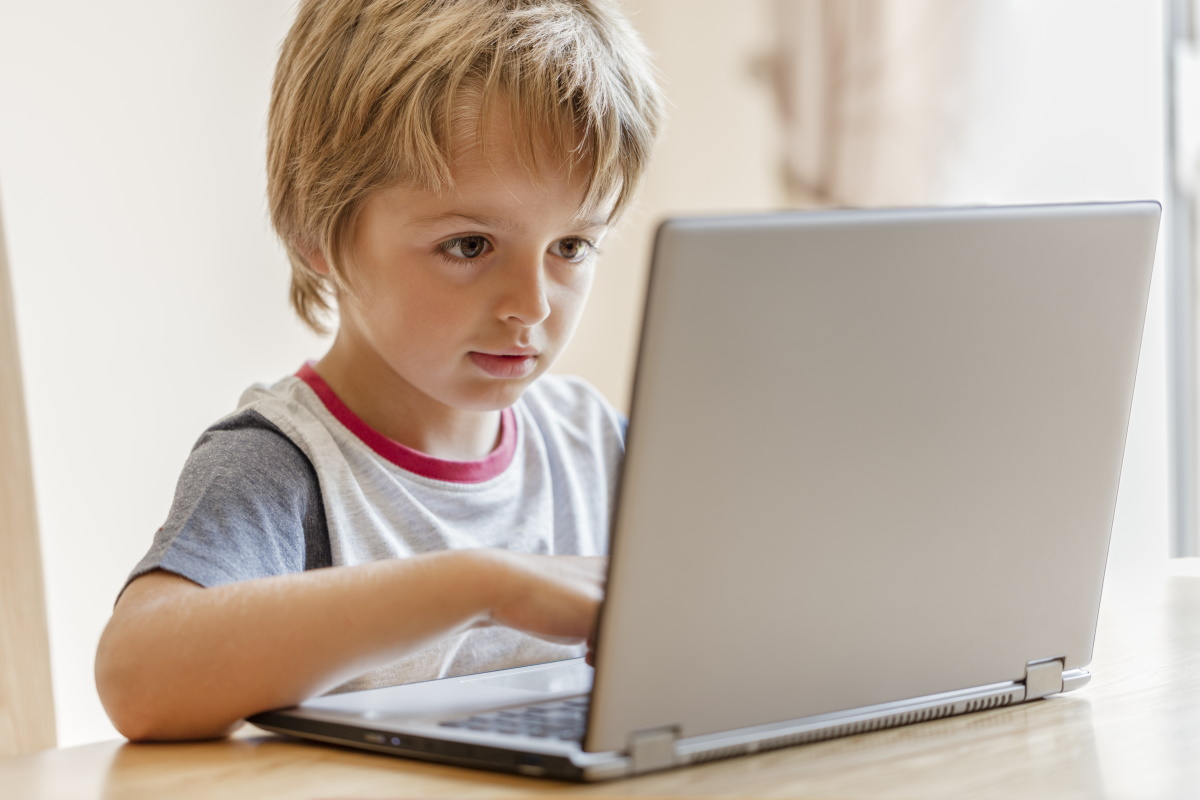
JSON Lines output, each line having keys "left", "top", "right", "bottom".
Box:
{"left": 690, "top": 743, "right": 751, "bottom": 764}
{"left": 963, "top": 694, "right": 1012, "bottom": 714}
{"left": 688, "top": 702, "right": 961, "bottom": 766}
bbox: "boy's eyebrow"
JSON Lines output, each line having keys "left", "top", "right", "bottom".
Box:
{"left": 409, "top": 211, "right": 609, "bottom": 232}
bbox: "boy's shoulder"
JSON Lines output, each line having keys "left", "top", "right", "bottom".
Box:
{"left": 235, "top": 370, "right": 309, "bottom": 410}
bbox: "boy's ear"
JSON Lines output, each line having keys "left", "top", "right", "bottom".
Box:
{"left": 307, "top": 249, "right": 332, "bottom": 276}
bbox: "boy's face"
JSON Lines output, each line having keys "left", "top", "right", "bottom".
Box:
{"left": 321, "top": 112, "right": 612, "bottom": 417}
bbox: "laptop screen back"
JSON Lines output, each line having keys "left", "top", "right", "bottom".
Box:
{"left": 587, "top": 202, "right": 1160, "bottom": 752}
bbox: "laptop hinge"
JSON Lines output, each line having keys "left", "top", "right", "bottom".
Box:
{"left": 1024, "top": 657, "right": 1065, "bottom": 701}
{"left": 628, "top": 726, "right": 679, "bottom": 774}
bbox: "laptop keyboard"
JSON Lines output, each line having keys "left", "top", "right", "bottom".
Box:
{"left": 439, "top": 696, "right": 590, "bottom": 741}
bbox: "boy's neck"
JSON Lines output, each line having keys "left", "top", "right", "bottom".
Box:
{"left": 312, "top": 338, "right": 503, "bottom": 462}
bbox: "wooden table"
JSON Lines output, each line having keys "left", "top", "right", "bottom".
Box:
{"left": 6, "top": 561, "right": 1200, "bottom": 799}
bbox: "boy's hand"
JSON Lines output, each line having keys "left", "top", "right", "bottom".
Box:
{"left": 481, "top": 552, "right": 607, "bottom": 646}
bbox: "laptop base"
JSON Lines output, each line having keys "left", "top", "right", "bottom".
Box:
{"left": 251, "top": 665, "right": 1089, "bottom": 782}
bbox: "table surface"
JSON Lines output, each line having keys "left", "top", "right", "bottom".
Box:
{"left": 5, "top": 561, "right": 1200, "bottom": 800}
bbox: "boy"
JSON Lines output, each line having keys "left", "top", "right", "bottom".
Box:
{"left": 95, "top": 0, "right": 663, "bottom": 741}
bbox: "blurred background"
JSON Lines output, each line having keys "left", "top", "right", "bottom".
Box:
{"left": 0, "top": 0, "right": 1181, "bottom": 747}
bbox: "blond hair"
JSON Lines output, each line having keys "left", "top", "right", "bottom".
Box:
{"left": 268, "top": 0, "right": 664, "bottom": 333}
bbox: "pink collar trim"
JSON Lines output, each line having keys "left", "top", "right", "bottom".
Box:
{"left": 295, "top": 363, "right": 517, "bottom": 484}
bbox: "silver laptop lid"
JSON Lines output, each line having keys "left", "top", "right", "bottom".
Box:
{"left": 587, "top": 202, "right": 1160, "bottom": 753}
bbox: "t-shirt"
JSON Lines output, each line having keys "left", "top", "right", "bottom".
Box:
{"left": 128, "top": 364, "right": 625, "bottom": 692}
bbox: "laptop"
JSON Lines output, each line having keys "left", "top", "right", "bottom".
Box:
{"left": 249, "top": 200, "right": 1161, "bottom": 781}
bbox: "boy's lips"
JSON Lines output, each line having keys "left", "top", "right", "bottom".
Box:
{"left": 469, "top": 350, "right": 539, "bottom": 379}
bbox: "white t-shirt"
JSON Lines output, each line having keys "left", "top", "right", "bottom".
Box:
{"left": 128, "top": 364, "right": 626, "bottom": 691}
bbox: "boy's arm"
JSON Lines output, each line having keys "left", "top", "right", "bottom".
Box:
{"left": 95, "top": 549, "right": 603, "bottom": 741}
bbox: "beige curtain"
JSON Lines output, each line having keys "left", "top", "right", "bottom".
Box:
{"left": 765, "top": 0, "right": 979, "bottom": 207}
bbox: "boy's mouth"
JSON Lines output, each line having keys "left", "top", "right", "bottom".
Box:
{"left": 469, "top": 351, "right": 539, "bottom": 379}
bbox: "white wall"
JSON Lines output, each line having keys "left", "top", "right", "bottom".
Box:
{"left": 0, "top": 1, "right": 321, "bottom": 746}
{"left": 0, "top": 0, "right": 1169, "bottom": 747}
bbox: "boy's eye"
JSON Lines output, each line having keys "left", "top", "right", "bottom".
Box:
{"left": 550, "top": 237, "right": 594, "bottom": 263}
{"left": 441, "top": 235, "right": 491, "bottom": 260}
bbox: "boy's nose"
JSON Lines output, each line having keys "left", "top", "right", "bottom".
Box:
{"left": 497, "top": 254, "right": 551, "bottom": 327}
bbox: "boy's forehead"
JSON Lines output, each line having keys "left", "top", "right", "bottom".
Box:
{"left": 394, "top": 110, "right": 616, "bottom": 226}
{"left": 448, "top": 103, "right": 583, "bottom": 179}
{"left": 364, "top": 99, "right": 620, "bottom": 227}
{"left": 371, "top": 152, "right": 614, "bottom": 231}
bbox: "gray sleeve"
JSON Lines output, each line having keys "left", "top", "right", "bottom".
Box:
{"left": 125, "top": 410, "right": 331, "bottom": 595}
